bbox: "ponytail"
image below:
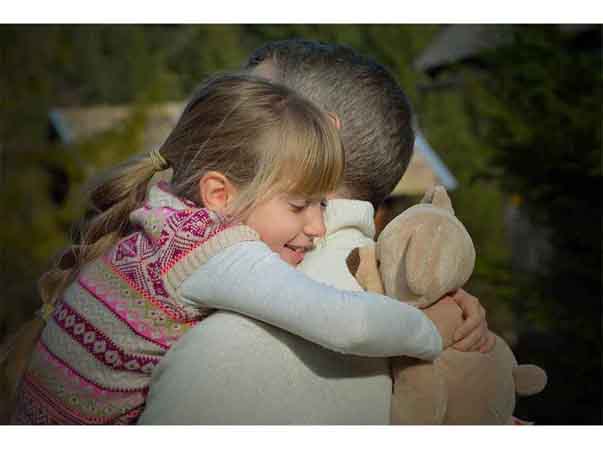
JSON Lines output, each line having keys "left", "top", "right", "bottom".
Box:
{"left": 0, "top": 150, "right": 169, "bottom": 407}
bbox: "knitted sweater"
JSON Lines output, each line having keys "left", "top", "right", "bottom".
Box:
{"left": 11, "top": 182, "right": 258, "bottom": 424}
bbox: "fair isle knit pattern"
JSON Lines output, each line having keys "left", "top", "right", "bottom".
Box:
{"left": 12, "top": 182, "right": 259, "bottom": 424}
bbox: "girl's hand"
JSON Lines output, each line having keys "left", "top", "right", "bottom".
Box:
{"left": 423, "top": 297, "right": 463, "bottom": 349}
{"left": 447, "top": 289, "right": 496, "bottom": 353}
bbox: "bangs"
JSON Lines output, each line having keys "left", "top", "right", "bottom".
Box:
{"left": 269, "top": 107, "right": 345, "bottom": 199}
{"left": 224, "top": 92, "right": 345, "bottom": 221}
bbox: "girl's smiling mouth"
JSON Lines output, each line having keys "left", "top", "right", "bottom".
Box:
{"left": 283, "top": 244, "right": 311, "bottom": 265}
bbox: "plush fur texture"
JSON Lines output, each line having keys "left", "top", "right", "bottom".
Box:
{"left": 347, "top": 186, "right": 547, "bottom": 424}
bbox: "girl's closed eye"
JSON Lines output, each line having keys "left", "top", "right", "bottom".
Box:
{"left": 288, "top": 198, "right": 328, "bottom": 213}
{"left": 288, "top": 200, "right": 309, "bottom": 212}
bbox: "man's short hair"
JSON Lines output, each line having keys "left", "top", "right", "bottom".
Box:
{"left": 245, "top": 39, "right": 415, "bottom": 208}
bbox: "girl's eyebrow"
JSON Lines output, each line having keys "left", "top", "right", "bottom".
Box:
{"left": 287, "top": 197, "right": 309, "bottom": 204}
{"left": 285, "top": 193, "right": 308, "bottom": 200}
{"left": 286, "top": 193, "right": 326, "bottom": 203}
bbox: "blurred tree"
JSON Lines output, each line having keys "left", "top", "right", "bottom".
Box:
{"left": 1, "top": 25, "right": 69, "bottom": 337}
{"left": 0, "top": 25, "right": 173, "bottom": 337}
{"left": 475, "top": 25, "right": 602, "bottom": 424}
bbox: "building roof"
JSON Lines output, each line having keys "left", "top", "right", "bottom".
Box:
{"left": 414, "top": 25, "right": 513, "bottom": 74}
{"left": 49, "top": 102, "right": 185, "bottom": 153}
{"left": 414, "top": 24, "right": 600, "bottom": 75}
{"left": 49, "top": 103, "right": 457, "bottom": 196}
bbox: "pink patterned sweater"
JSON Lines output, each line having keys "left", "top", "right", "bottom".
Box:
{"left": 12, "top": 182, "right": 258, "bottom": 424}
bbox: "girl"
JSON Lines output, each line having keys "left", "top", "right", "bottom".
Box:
{"left": 10, "top": 74, "right": 456, "bottom": 424}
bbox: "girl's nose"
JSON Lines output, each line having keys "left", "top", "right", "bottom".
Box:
{"left": 304, "top": 205, "right": 326, "bottom": 238}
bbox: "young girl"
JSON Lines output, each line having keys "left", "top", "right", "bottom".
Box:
{"left": 10, "top": 74, "right": 457, "bottom": 425}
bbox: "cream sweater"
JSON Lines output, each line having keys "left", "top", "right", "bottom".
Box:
{"left": 138, "top": 200, "right": 440, "bottom": 424}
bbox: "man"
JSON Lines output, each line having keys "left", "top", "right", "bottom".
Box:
{"left": 139, "top": 40, "right": 493, "bottom": 424}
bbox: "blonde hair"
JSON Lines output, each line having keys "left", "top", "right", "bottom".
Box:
{"left": 39, "top": 73, "right": 344, "bottom": 305}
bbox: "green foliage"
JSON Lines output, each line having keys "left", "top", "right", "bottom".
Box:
{"left": 0, "top": 25, "right": 171, "bottom": 337}
{"left": 478, "top": 25, "right": 601, "bottom": 318}
{"left": 0, "top": 104, "right": 149, "bottom": 337}
{"left": 475, "top": 25, "right": 602, "bottom": 423}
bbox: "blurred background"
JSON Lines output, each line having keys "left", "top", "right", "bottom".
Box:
{"left": 0, "top": 24, "right": 600, "bottom": 424}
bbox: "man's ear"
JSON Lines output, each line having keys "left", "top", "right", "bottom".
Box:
{"left": 250, "top": 61, "right": 277, "bottom": 81}
{"left": 327, "top": 112, "right": 342, "bottom": 130}
{"left": 198, "top": 171, "right": 238, "bottom": 215}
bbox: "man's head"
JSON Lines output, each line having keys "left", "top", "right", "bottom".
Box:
{"left": 245, "top": 39, "right": 415, "bottom": 208}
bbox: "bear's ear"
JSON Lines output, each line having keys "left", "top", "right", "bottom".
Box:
{"left": 420, "top": 185, "right": 437, "bottom": 204}
{"left": 421, "top": 185, "right": 455, "bottom": 215}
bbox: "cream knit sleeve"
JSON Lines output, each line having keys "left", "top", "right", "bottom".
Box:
{"left": 181, "top": 241, "right": 442, "bottom": 360}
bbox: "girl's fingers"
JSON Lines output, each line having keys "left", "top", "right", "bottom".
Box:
{"left": 479, "top": 331, "right": 497, "bottom": 353}
{"left": 451, "top": 290, "right": 485, "bottom": 342}
{"left": 452, "top": 324, "right": 483, "bottom": 351}
{"left": 471, "top": 334, "right": 487, "bottom": 352}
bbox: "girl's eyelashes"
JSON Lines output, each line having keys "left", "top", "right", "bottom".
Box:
{"left": 287, "top": 197, "right": 328, "bottom": 212}
{"left": 288, "top": 201, "right": 307, "bottom": 212}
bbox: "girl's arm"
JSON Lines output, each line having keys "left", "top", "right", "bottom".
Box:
{"left": 181, "top": 241, "right": 442, "bottom": 360}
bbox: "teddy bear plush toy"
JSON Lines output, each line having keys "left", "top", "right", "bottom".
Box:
{"left": 346, "top": 185, "right": 547, "bottom": 425}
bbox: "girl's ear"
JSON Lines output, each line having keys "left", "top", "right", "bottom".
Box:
{"left": 198, "top": 171, "right": 238, "bottom": 215}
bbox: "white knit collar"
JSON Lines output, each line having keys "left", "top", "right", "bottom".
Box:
{"left": 323, "top": 199, "right": 375, "bottom": 240}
